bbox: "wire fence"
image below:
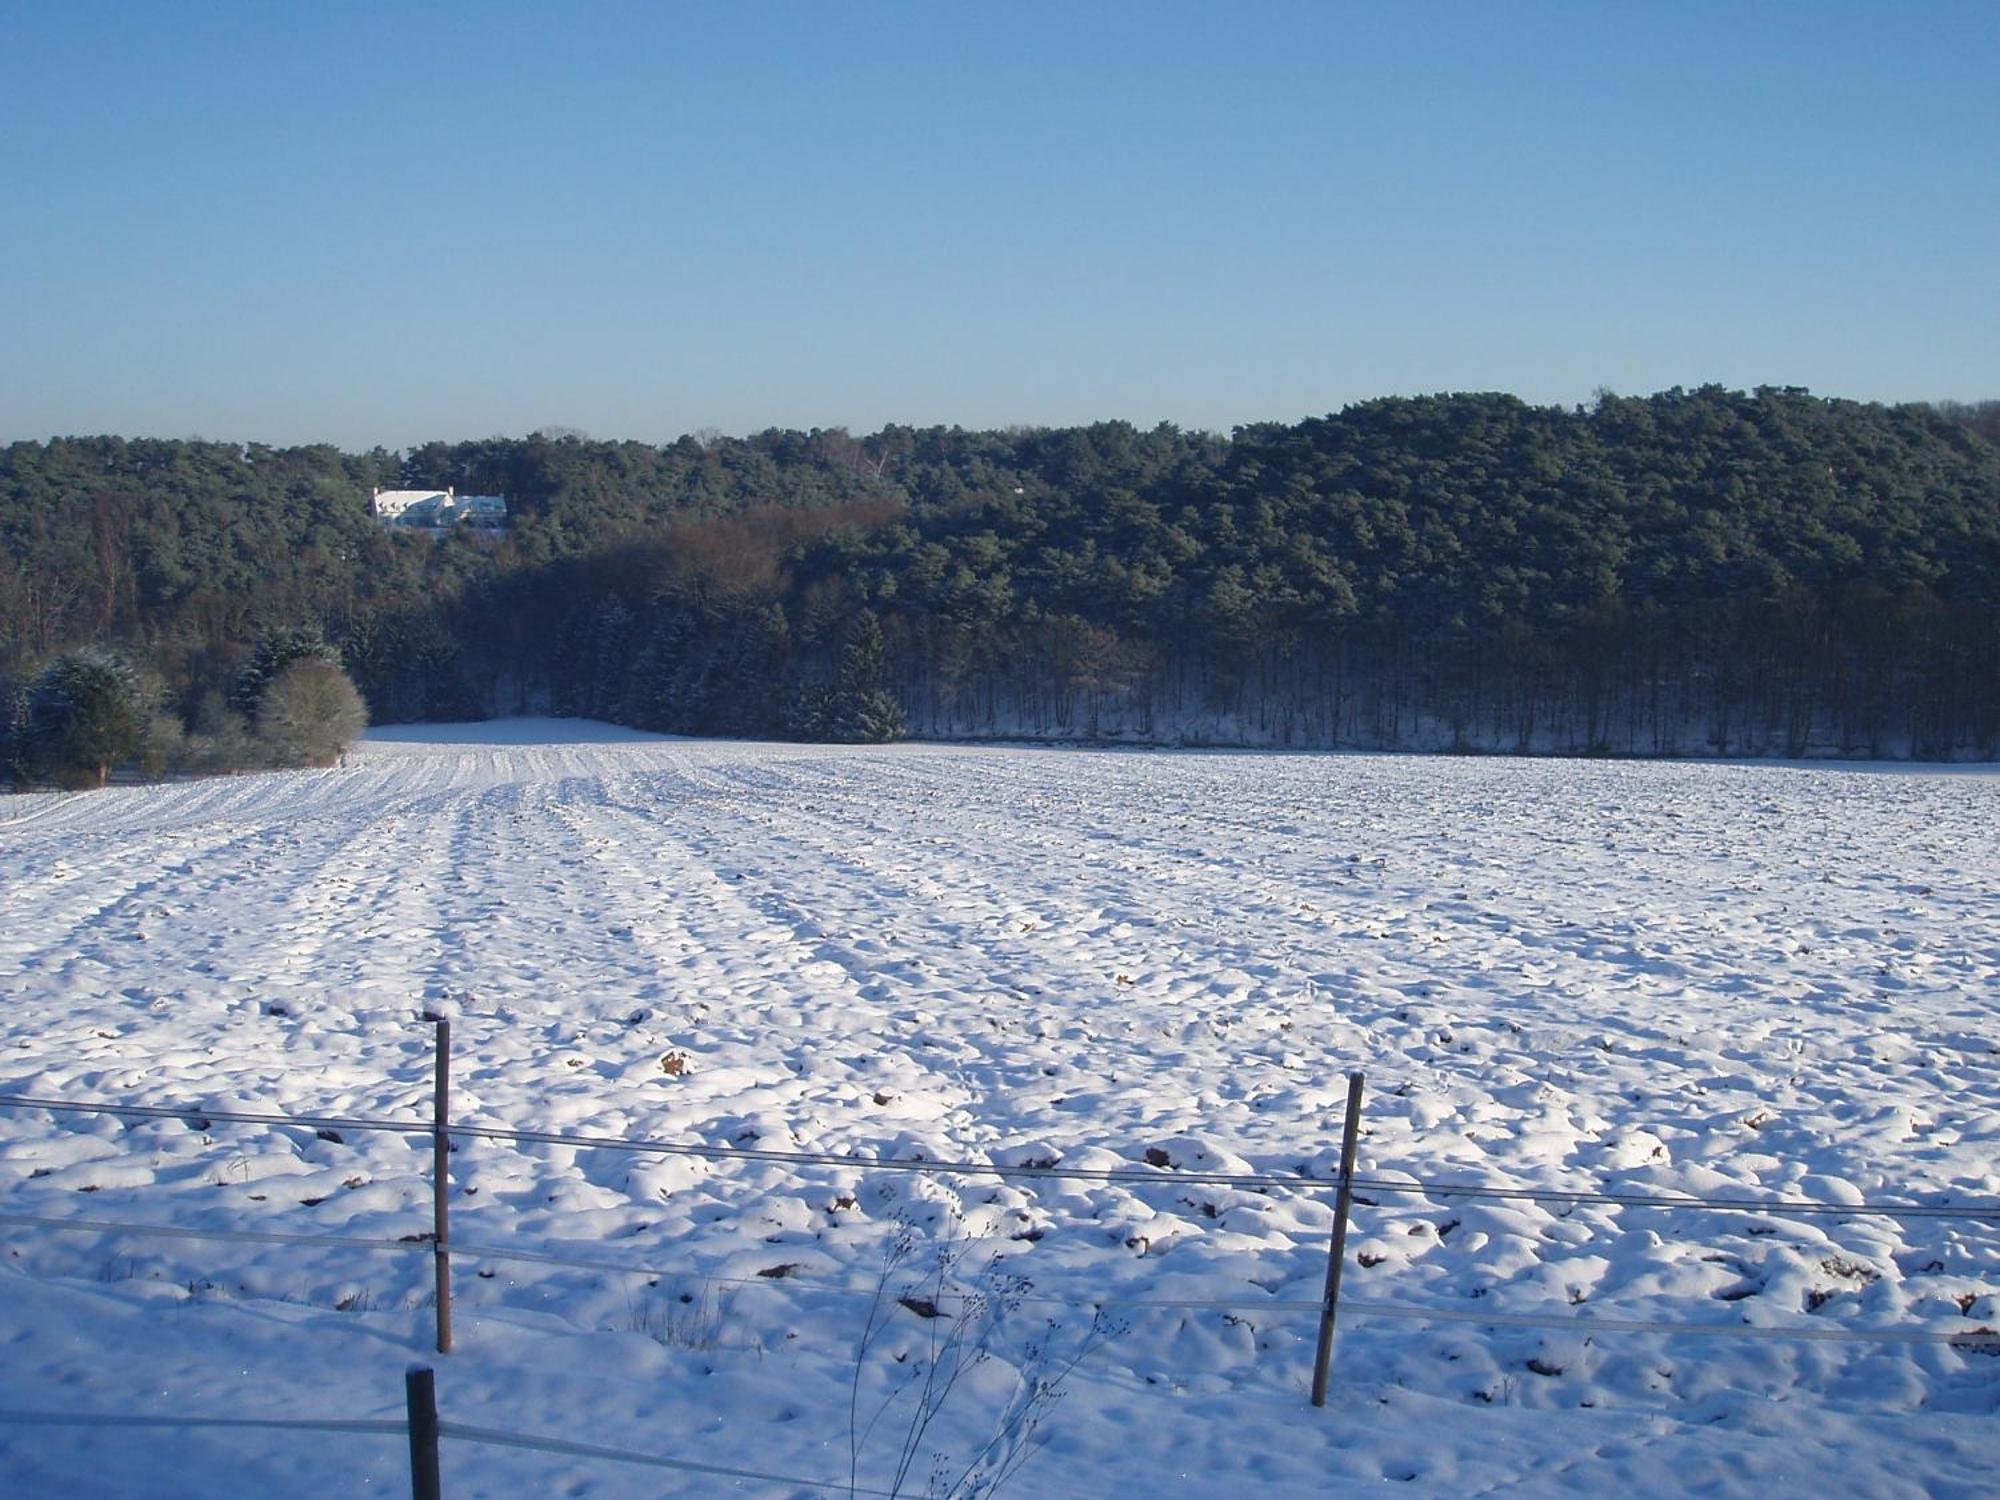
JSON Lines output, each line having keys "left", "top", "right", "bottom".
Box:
{"left": 6, "top": 1205, "right": 1993, "bottom": 1353}
{"left": 0, "top": 1367, "right": 909, "bottom": 1498}
{"left": 1, "top": 1057, "right": 1997, "bottom": 1496}
{"left": 6, "top": 1089, "right": 1996, "bottom": 1220}
{"left": 3, "top": 1082, "right": 1995, "bottom": 1351}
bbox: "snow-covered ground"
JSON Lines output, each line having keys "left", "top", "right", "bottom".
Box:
{"left": 0, "top": 723, "right": 1994, "bottom": 1497}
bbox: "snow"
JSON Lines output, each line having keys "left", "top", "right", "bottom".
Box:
{"left": 369, "top": 487, "right": 507, "bottom": 529}
{"left": 0, "top": 724, "right": 1995, "bottom": 1496}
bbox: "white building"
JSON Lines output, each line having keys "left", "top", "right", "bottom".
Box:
{"left": 372, "top": 487, "right": 508, "bottom": 530}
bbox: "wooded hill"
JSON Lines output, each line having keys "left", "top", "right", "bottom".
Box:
{"left": 4, "top": 386, "right": 1997, "bottom": 762}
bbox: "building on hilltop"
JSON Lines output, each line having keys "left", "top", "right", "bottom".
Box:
{"left": 371, "top": 487, "right": 508, "bottom": 531}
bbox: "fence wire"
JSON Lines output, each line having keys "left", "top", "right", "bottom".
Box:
{"left": 0, "top": 1406, "right": 894, "bottom": 1495}
{"left": 438, "top": 1419, "right": 903, "bottom": 1495}
{"left": 0, "top": 1208, "right": 429, "bottom": 1257}
{"left": 6, "top": 1090, "right": 1997, "bottom": 1223}
{"left": 0, "top": 1410, "right": 406, "bottom": 1436}
{"left": 6, "top": 1207, "right": 1990, "bottom": 1353}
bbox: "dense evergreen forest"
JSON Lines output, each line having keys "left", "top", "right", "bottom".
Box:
{"left": 4, "top": 386, "right": 1998, "bottom": 773}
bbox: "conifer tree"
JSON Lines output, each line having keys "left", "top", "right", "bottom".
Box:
{"left": 27, "top": 650, "right": 143, "bottom": 787}
{"left": 826, "top": 611, "right": 903, "bottom": 743}
{"left": 232, "top": 626, "right": 339, "bottom": 717}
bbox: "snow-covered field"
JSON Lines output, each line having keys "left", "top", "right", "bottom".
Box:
{"left": 0, "top": 723, "right": 1995, "bottom": 1497}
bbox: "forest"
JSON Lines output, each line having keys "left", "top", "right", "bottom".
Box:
{"left": 3, "top": 385, "right": 1998, "bottom": 777}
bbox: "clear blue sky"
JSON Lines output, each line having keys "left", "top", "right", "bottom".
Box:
{"left": 3, "top": 1, "right": 1995, "bottom": 449}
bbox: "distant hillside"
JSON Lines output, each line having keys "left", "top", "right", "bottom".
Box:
{"left": 4, "top": 386, "right": 1998, "bottom": 762}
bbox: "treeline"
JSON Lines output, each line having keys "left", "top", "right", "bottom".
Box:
{"left": 3, "top": 386, "right": 1998, "bottom": 774}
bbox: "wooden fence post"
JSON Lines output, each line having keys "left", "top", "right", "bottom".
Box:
{"left": 432, "top": 1018, "right": 453, "bottom": 1355}
{"left": 406, "top": 1365, "right": 442, "bottom": 1500}
{"left": 1310, "top": 1071, "right": 1365, "bottom": 1408}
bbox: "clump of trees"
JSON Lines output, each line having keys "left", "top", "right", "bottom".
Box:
{"left": 0, "top": 629, "right": 368, "bottom": 791}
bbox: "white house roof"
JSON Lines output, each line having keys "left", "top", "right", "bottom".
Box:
{"left": 372, "top": 487, "right": 508, "bottom": 526}
{"left": 373, "top": 488, "right": 452, "bottom": 514}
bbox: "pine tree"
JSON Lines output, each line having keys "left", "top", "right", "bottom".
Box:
{"left": 232, "top": 626, "right": 339, "bottom": 717}
{"left": 0, "top": 675, "right": 30, "bottom": 786}
{"left": 825, "top": 611, "right": 904, "bottom": 743}
{"left": 27, "top": 650, "right": 144, "bottom": 787}
{"left": 586, "top": 596, "right": 635, "bottom": 721}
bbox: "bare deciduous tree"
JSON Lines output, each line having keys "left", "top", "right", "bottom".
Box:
{"left": 257, "top": 658, "right": 369, "bottom": 767}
